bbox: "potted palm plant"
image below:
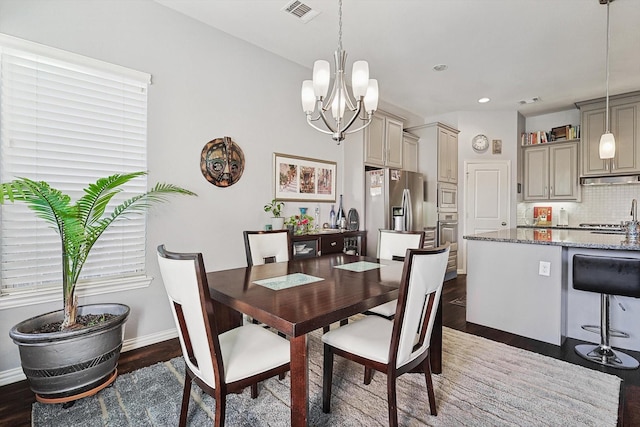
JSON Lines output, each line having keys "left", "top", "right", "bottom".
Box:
{"left": 0, "top": 171, "right": 196, "bottom": 402}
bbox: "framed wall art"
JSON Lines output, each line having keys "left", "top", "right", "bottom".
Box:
{"left": 273, "top": 153, "right": 336, "bottom": 202}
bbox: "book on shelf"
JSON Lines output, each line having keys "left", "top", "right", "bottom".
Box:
{"left": 521, "top": 125, "right": 580, "bottom": 146}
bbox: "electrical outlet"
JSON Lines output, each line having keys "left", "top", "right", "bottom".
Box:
{"left": 539, "top": 261, "right": 551, "bottom": 276}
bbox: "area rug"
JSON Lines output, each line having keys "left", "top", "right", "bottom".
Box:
{"left": 32, "top": 327, "right": 621, "bottom": 426}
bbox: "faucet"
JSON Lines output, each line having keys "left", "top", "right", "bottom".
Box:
{"left": 632, "top": 199, "right": 638, "bottom": 222}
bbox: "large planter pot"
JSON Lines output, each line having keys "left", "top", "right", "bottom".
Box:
{"left": 9, "top": 303, "right": 130, "bottom": 400}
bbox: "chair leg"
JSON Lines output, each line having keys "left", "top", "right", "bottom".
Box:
{"left": 178, "top": 375, "right": 193, "bottom": 427}
{"left": 364, "top": 367, "right": 373, "bottom": 385}
{"left": 214, "top": 390, "right": 226, "bottom": 427}
{"left": 422, "top": 355, "right": 437, "bottom": 416}
{"left": 322, "top": 344, "right": 334, "bottom": 413}
{"left": 251, "top": 383, "right": 258, "bottom": 399}
{"left": 387, "top": 375, "right": 398, "bottom": 427}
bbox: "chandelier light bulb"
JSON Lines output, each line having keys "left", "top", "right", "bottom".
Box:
{"left": 364, "top": 79, "right": 379, "bottom": 113}
{"left": 351, "top": 61, "right": 369, "bottom": 98}
{"left": 331, "top": 89, "right": 347, "bottom": 120}
{"left": 312, "top": 60, "right": 330, "bottom": 98}
{"left": 301, "top": 80, "right": 316, "bottom": 113}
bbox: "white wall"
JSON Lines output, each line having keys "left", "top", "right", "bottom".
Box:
{"left": 0, "top": 0, "right": 365, "bottom": 379}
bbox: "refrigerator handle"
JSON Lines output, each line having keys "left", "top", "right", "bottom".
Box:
{"left": 402, "top": 188, "right": 413, "bottom": 231}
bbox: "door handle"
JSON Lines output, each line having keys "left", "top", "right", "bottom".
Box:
{"left": 501, "top": 222, "right": 507, "bottom": 226}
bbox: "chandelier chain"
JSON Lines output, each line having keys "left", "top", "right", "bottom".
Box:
{"left": 338, "top": 0, "right": 343, "bottom": 51}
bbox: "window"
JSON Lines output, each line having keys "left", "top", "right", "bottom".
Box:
{"left": 0, "top": 34, "right": 152, "bottom": 307}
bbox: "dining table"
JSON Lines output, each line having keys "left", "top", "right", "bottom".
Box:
{"left": 206, "top": 252, "right": 443, "bottom": 427}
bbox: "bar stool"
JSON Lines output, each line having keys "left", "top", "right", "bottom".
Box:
{"left": 572, "top": 254, "right": 640, "bottom": 369}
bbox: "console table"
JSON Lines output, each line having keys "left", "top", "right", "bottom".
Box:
{"left": 291, "top": 230, "right": 366, "bottom": 259}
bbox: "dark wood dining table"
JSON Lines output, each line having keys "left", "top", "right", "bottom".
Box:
{"left": 207, "top": 253, "right": 443, "bottom": 427}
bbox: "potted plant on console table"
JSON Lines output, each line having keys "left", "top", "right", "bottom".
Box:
{"left": 0, "top": 171, "right": 196, "bottom": 404}
{"left": 264, "top": 198, "right": 285, "bottom": 230}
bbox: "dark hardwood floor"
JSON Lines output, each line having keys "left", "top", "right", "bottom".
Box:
{"left": 1, "top": 274, "right": 638, "bottom": 426}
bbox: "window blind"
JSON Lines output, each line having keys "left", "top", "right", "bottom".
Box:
{"left": 0, "top": 39, "right": 150, "bottom": 294}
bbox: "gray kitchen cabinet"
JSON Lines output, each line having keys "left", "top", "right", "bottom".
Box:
{"left": 402, "top": 132, "right": 419, "bottom": 172}
{"left": 578, "top": 92, "right": 640, "bottom": 177}
{"left": 364, "top": 110, "right": 403, "bottom": 169}
{"left": 436, "top": 124, "right": 458, "bottom": 183}
{"left": 523, "top": 141, "right": 579, "bottom": 201}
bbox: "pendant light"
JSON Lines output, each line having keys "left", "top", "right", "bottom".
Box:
{"left": 301, "top": 0, "right": 378, "bottom": 144}
{"left": 599, "top": 0, "right": 615, "bottom": 159}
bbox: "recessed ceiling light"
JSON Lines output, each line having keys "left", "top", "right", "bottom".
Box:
{"left": 478, "top": 97, "right": 490, "bottom": 103}
{"left": 433, "top": 64, "right": 448, "bottom": 72}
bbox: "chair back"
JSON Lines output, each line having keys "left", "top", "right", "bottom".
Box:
{"left": 157, "top": 245, "right": 221, "bottom": 389}
{"left": 243, "top": 230, "right": 292, "bottom": 266}
{"left": 391, "top": 246, "right": 449, "bottom": 368}
{"left": 377, "top": 229, "right": 425, "bottom": 261}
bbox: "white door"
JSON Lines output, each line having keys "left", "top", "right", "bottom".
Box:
{"left": 463, "top": 161, "right": 510, "bottom": 270}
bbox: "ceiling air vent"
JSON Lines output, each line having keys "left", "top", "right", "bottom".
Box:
{"left": 282, "top": 0, "right": 320, "bottom": 23}
{"left": 519, "top": 97, "right": 541, "bottom": 105}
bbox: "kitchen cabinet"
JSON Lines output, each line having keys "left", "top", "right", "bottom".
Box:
{"left": 578, "top": 92, "right": 640, "bottom": 177}
{"left": 364, "top": 110, "right": 403, "bottom": 169}
{"left": 523, "top": 141, "right": 579, "bottom": 201}
{"left": 402, "top": 132, "right": 419, "bottom": 172}
{"left": 436, "top": 124, "right": 459, "bottom": 183}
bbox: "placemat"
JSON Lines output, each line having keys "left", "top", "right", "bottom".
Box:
{"left": 334, "top": 261, "right": 384, "bottom": 272}
{"left": 253, "top": 273, "right": 324, "bottom": 290}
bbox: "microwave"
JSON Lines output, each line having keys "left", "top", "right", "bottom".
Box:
{"left": 437, "top": 182, "right": 457, "bottom": 212}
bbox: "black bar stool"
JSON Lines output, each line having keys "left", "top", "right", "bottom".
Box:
{"left": 572, "top": 254, "right": 640, "bottom": 369}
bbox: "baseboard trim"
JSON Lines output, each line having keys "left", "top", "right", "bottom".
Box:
{"left": 0, "top": 328, "right": 179, "bottom": 387}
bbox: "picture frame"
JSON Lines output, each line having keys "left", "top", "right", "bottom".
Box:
{"left": 492, "top": 139, "right": 502, "bottom": 155}
{"left": 273, "top": 153, "right": 336, "bottom": 202}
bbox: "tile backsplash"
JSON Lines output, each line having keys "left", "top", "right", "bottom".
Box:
{"left": 517, "top": 185, "right": 640, "bottom": 227}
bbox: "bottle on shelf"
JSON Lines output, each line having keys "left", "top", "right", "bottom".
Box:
{"left": 329, "top": 204, "right": 336, "bottom": 229}
{"left": 336, "top": 194, "right": 346, "bottom": 230}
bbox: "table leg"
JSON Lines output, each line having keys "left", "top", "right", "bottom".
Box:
{"left": 290, "top": 334, "right": 309, "bottom": 427}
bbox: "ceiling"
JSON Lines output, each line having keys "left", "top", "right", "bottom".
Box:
{"left": 155, "top": 0, "right": 640, "bottom": 119}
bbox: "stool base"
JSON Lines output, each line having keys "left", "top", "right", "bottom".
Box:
{"left": 575, "top": 344, "right": 639, "bottom": 370}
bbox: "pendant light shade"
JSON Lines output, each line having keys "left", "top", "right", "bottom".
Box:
{"left": 599, "top": 0, "right": 616, "bottom": 160}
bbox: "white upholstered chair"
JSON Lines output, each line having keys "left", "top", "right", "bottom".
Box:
{"left": 243, "top": 229, "right": 292, "bottom": 266}
{"left": 157, "top": 245, "right": 290, "bottom": 427}
{"left": 367, "top": 229, "right": 425, "bottom": 318}
{"left": 321, "top": 246, "right": 449, "bottom": 426}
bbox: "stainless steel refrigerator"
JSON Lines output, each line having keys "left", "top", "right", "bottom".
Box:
{"left": 364, "top": 168, "right": 424, "bottom": 256}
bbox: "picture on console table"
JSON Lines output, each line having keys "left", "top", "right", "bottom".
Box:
{"left": 273, "top": 153, "right": 336, "bottom": 202}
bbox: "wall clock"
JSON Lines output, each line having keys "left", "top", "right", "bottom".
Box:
{"left": 471, "top": 134, "right": 489, "bottom": 153}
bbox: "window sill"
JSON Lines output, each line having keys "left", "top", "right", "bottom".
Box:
{"left": 0, "top": 275, "right": 153, "bottom": 310}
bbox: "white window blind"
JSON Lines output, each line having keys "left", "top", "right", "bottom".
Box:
{"left": 0, "top": 35, "right": 151, "bottom": 296}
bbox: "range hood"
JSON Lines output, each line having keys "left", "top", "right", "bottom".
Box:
{"left": 580, "top": 175, "right": 640, "bottom": 185}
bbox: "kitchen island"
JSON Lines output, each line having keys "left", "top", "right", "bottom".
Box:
{"left": 464, "top": 228, "right": 640, "bottom": 350}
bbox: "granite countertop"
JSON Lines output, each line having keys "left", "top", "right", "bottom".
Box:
{"left": 464, "top": 228, "right": 640, "bottom": 251}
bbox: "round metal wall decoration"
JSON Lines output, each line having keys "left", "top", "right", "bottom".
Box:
{"left": 200, "top": 136, "right": 245, "bottom": 187}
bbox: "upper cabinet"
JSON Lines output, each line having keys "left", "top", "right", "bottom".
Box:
{"left": 402, "top": 132, "right": 419, "bottom": 172}
{"left": 436, "top": 124, "right": 459, "bottom": 183}
{"left": 523, "top": 141, "right": 579, "bottom": 201}
{"left": 364, "top": 110, "right": 403, "bottom": 169}
{"left": 578, "top": 92, "right": 640, "bottom": 177}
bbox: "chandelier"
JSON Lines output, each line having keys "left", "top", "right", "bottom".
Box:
{"left": 300, "top": 0, "right": 379, "bottom": 144}
{"left": 599, "top": 0, "right": 615, "bottom": 159}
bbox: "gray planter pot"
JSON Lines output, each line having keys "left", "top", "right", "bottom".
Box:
{"left": 9, "top": 303, "right": 130, "bottom": 399}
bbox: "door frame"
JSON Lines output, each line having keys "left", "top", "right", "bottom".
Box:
{"left": 462, "top": 160, "right": 512, "bottom": 274}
